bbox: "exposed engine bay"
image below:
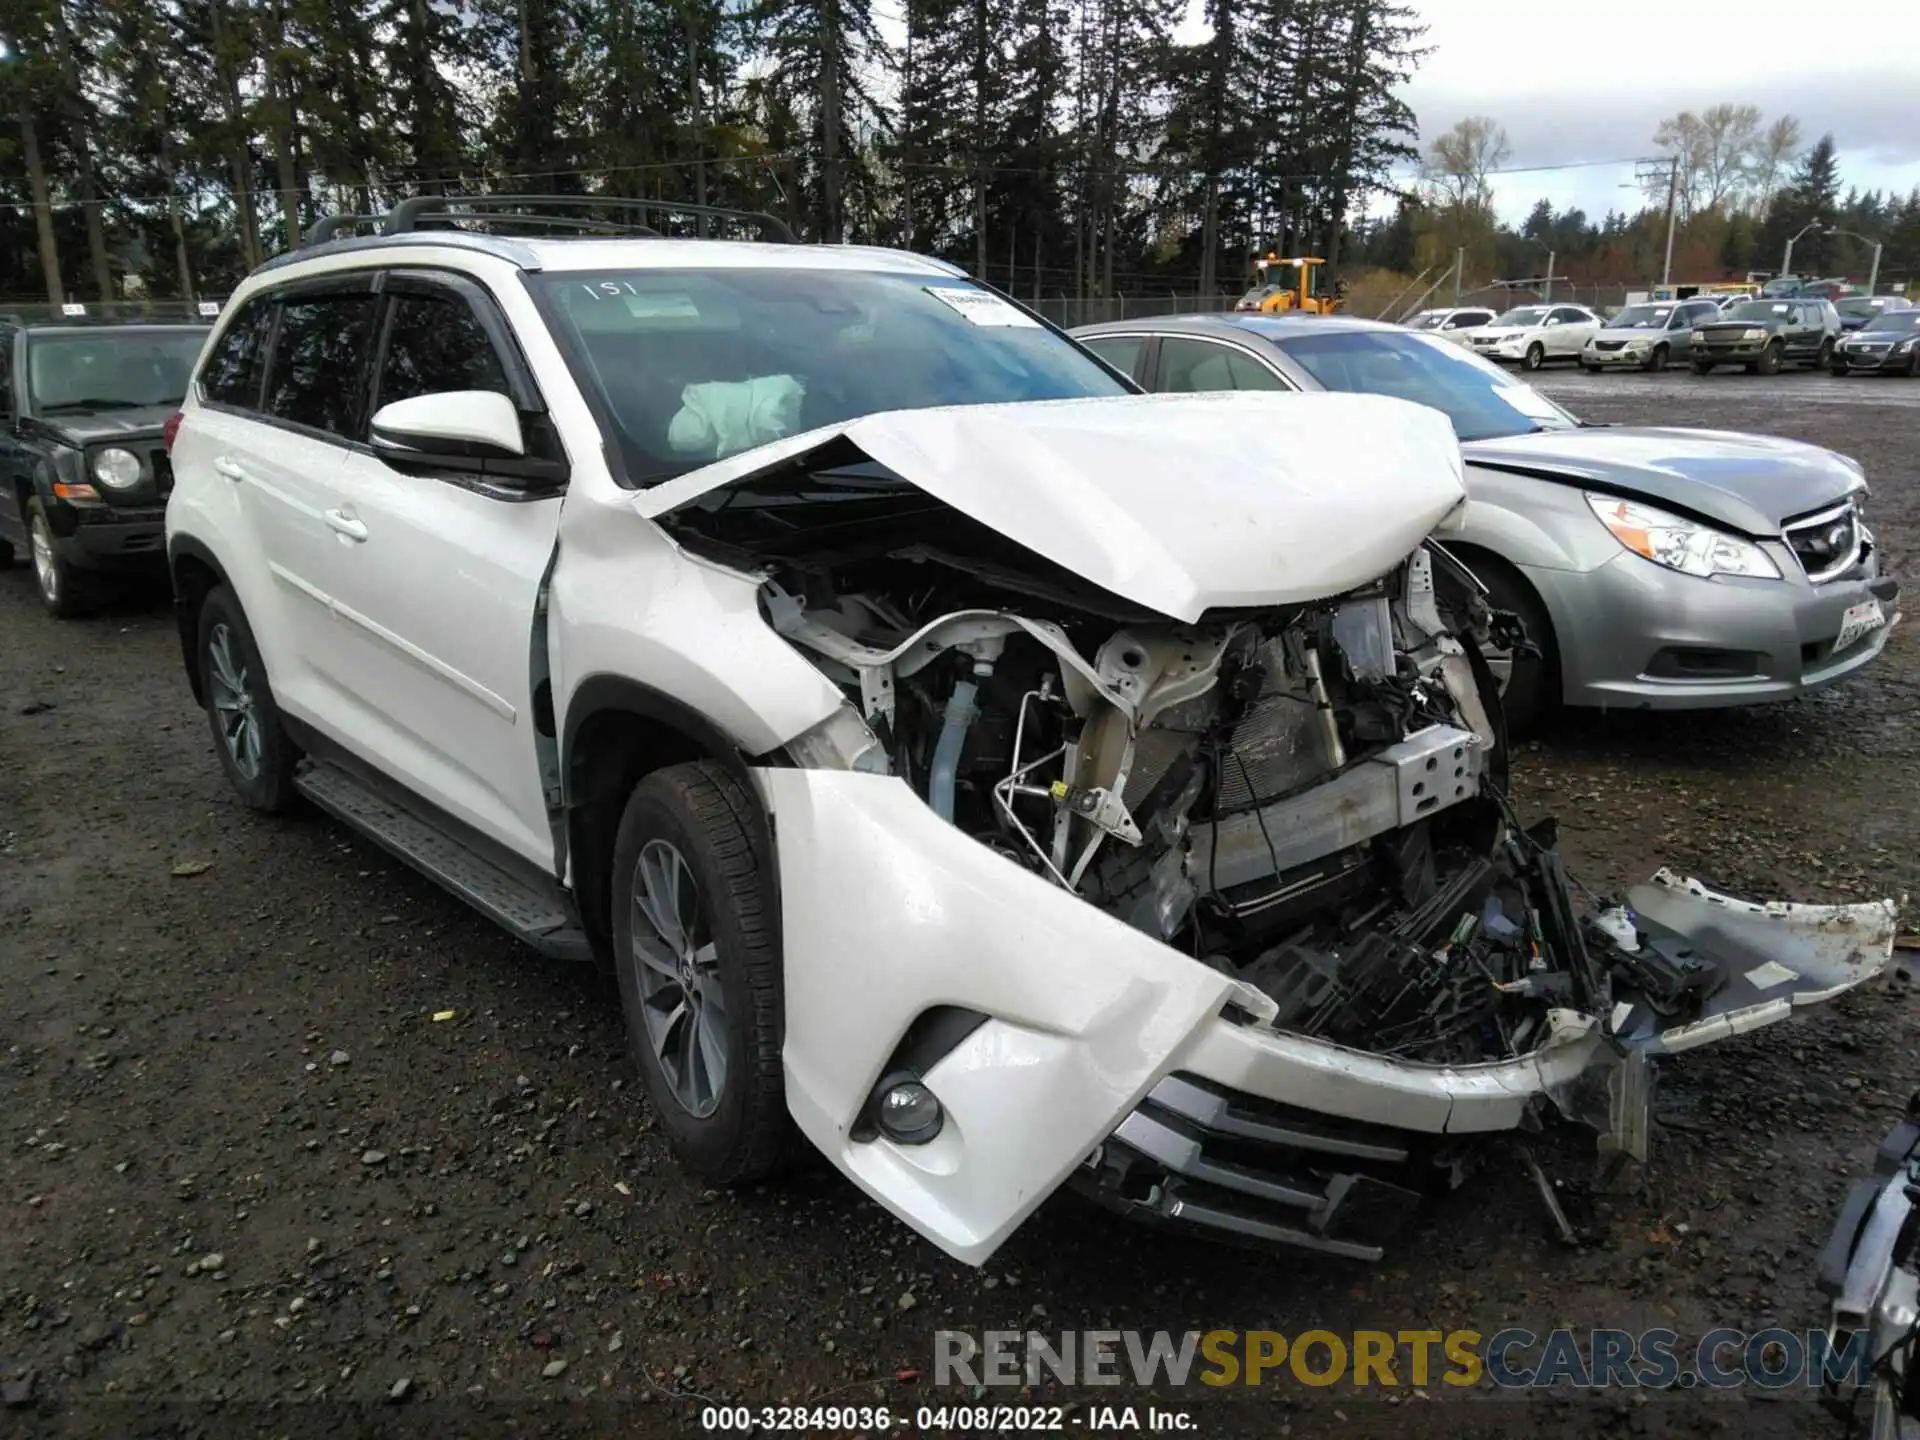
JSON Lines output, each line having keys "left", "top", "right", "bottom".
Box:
{"left": 643, "top": 400, "right": 1897, "bottom": 1265}
{"left": 723, "top": 473, "right": 1710, "bottom": 1069}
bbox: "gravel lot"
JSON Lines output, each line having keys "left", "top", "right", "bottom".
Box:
{"left": 2, "top": 369, "right": 1916, "bottom": 1438}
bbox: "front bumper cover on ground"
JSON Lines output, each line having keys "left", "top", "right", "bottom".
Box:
{"left": 758, "top": 768, "right": 1898, "bottom": 1265}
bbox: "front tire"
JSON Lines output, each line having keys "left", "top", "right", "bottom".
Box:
{"left": 26, "top": 497, "right": 101, "bottom": 618}
{"left": 611, "top": 761, "right": 794, "bottom": 1186}
{"left": 1755, "top": 340, "right": 1782, "bottom": 375}
{"left": 1645, "top": 344, "right": 1668, "bottom": 373}
{"left": 1467, "top": 555, "right": 1558, "bottom": 736}
{"left": 1522, "top": 342, "right": 1546, "bottom": 372}
{"left": 197, "top": 586, "right": 300, "bottom": 812}
{"left": 1830, "top": 359, "right": 1849, "bottom": 376}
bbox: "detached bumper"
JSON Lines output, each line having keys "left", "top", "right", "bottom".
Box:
{"left": 1530, "top": 548, "right": 1900, "bottom": 710}
{"left": 757, "top": 769, "right": 1897, "bottom": 1264}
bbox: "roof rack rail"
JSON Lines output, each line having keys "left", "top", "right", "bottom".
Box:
{"left": 380, "top": 194, "right": 796, "bottom": 244}
{"left": 305, "top": 214, "right": 385, "bottom": 247}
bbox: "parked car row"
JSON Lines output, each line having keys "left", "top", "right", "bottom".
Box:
{"left": 1404, "top": 295, "right": 1918, "bottom": 378}
{"left": 0, "top": 208, "right": 1903, "bottom": 1274}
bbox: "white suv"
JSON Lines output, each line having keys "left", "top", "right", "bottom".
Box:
{"left": 164, "top": 198, "right": 1896, "bottom": 1267}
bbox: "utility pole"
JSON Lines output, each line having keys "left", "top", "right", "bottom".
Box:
{"left": 1452, "top": 246, "right": 1463, "bottom": 304}
{"left": 1543, "top": 251, "right": 1555, "bottom": 302}
{"left": 1659, "top": 155, "right": 1678, "bottom": 292}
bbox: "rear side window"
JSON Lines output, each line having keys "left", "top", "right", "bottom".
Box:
{"left": 376, "top": 293, "right": 511, "bottom": 406}
{"left": 1079, "top": 335, "right": 1145, "bottom": 382}
{"left": 200, "top": 297, "right": 273, "bottom": 409}
{"left": 264, "top": 294, "right": 378, "bottom": 438}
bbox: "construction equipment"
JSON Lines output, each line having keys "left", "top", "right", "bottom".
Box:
{"left": 1236, "top": 254, "right": 1343, "bottom": 316}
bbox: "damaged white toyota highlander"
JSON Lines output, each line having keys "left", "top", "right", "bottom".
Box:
{"left": 165, "top": 200, "right": 1898, "bottom": 1266}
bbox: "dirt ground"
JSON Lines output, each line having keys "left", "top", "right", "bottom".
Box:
{"left": 2, "top": 369, "right": 1917, "bottom": 1439}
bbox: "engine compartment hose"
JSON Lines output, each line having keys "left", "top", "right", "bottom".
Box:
{"left": 930, "top": 680, "right": 981, "bottom": 823}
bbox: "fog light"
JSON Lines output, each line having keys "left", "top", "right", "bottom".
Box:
{"left": 874, "top": 1073, "right": 943, "bottom": 1145}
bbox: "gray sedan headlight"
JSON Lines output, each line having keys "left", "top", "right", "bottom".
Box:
{"left": 91, "top": 446, "right": 143, "bottom": 490}
{"left": 1586, "top": 494, "right": 1781, "bottom": 580}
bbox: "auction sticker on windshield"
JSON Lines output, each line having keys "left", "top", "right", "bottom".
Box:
{"left": 927, "top": 287, "right": 1041, "bottom": 327}
{"left": 1834, "top": 599, "right": 1886, "bottom": 652}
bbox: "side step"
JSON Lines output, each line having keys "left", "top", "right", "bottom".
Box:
{"left": 294, "top": 761, "right": 594, "bottom": 963}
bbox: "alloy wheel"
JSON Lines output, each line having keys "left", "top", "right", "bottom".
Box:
{"left": 205, "top": 622, "right": 264, "bottom": 780}
{"left": 629, "top": 839, "right": 728, "bottom": 1119}
{"left": 29, "top": 514, "right": 57, "bottom": 604}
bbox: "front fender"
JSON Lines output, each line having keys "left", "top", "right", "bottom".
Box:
{"left": 757, "top": 767, "right": 1235, "bottom": 1265}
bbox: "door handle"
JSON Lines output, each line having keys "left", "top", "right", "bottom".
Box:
{"left": 324, "top": 508, "right": 368, "bottom": 543}
{"left": 213, "top": 456, "right": 246, "bottom": 482}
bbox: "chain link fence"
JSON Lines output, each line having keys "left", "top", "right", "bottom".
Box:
{"left": 1028, "top": 293, "right": 1244, "bottom": 328}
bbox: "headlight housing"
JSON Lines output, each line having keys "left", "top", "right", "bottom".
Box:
{"left": 1741, "top": 328, "right": 1766, "bottom": 340}
{"left": 91, "top": 446, "right": 143, "bottom": 490}
{"left": 1585, "top": 494, "right": 1781, "bottom": 580}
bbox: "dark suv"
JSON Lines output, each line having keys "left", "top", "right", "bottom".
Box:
{"left": 1691, "top": 298, "right": 1841, "bottom": 374}
{"left": 0, "top": 318, "right": 210, "bottom": 615}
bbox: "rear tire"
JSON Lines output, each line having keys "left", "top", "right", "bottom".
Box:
{"left": 611, "top": 761, "right": 795, "bottom": 1186}
{"left": 197, "top": 585, "right": 300, "bottom": 812}
{"left": 1463, "top": 554, "right": 1557, "bottom": 736}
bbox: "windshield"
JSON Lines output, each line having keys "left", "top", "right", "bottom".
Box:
{"left": 1489, "top": 307, "right": 1549, "bottom": 328}
{"left": 1725, "top": 301, "right": 1792, "bottom": 322}
{"left": 534, "top": 269, "right": 1127, "bottom": 485}
{"left": 26, "top": 329, "right": 207, "bottom": 412}
{"left": 1608, "top": 305, "right": 1677, "bottom": 330}
{"left": 1406, "top": 311, "right": 1446, "bottom": 329}
{"left": 1271, "top": 329, "right": 1578, "bottom": 442}
{"left": 1861, "top": 310, "right": 1920, "bottom": 333}
{"left": 1239, "top": 286, "right": 1281, "bottom": 303}
{"left": 1836, "top": 298, "right": 1888, "bottom": 317}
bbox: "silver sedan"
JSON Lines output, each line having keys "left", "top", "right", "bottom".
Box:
{"left": 1071, "top": 313, "right": 1900, "bottom": 729}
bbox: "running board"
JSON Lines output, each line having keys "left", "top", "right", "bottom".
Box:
{"left": 294, "top": 761, "right": 593, "bottom": 963}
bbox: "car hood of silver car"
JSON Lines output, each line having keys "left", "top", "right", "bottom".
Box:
{"left": 1463, "top": 426, "right": 1865, "bottom": 537}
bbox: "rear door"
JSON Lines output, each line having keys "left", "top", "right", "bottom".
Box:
{"left": 316, "top": 272, "right": 565, "bottom": 869}
{"left": 1148, "top": 335, "right": 1293, "bottom": 393}
{"left": 188, "top": 283, "right": 379, "bottom": 725}
{"left": 1548, "top": 306, "right": 1598, "bottom": 355}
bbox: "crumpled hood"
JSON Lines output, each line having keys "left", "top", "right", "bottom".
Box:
{"left": 638, "top": 392, "right": 1467, "bottom": 622}
{"left": 1463, "top": 426, "right": 1865, "bottom": 536}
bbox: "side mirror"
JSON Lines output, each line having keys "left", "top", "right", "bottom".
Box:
{"left": 371, "top": 390, "right": 524, "bottom": 460}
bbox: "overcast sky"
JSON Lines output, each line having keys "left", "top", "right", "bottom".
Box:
{"left": 1182, "top": 0, "right": 1920, "bottom": 226}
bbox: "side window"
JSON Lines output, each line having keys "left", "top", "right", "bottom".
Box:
{"left": 0, "top": 332, "right": 13, "bottom": 417}
{"left": 374, "top": 291, "right": 512, "bottom": 408}
{"left": 199, "top": 296, "right": 274, "bottom": 410}
{"left": 1549, "top": 307, "right": 1587, "bottom": 326}
{"left": 262, "top": 293, "right": 379, "bottom": 438}
{"left": 1079, "top": 335, "right": 1145, "bottom": 382}
{"left": 1157, "top": 336, "right": 1287, "bottom": 394}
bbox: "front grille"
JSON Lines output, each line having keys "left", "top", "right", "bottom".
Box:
{"left": 1784, "top": 501, "right": 1863, "bottom": 584}
{"left": 1594, "top": 340, "right": 1626, "bottom": 352}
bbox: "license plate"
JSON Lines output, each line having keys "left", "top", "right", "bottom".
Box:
{"left": 1834, "top": 599, "right": 1886, "bottom": 653}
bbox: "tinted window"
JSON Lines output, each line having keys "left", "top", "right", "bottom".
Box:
{"left": 1548, "top": 307, "right": 1588, "bottom": 326}
{"left": 532, "top": 270, "right": 1125, "bottom": 484}
{"left": 27, "top": 329, "right": 208, "bottom": 412}
{"left": 1157, "top": 336, "right": 1286, "bottom": 393}
{"left": 377, "top": 292, "right": 511, "bottom": 406}
{"left": 201, "top": 298, "right": 273, "bottom": 409}
{"left": 263, "top": 294, "right": 378, "bottom": 437}
{"left": 1272, "top": 329, "right": 1578, "bottom": 442}
{"left": 1079, "top": 334, "right": 1146, "bottom": 381}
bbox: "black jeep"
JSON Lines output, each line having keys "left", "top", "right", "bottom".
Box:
{"left": 0, "top": 317, "right": 210, "bottom": 616}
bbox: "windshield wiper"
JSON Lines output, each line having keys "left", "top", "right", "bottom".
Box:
{"left": 38, "top": 397, "right": 149, "bottom": 413}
